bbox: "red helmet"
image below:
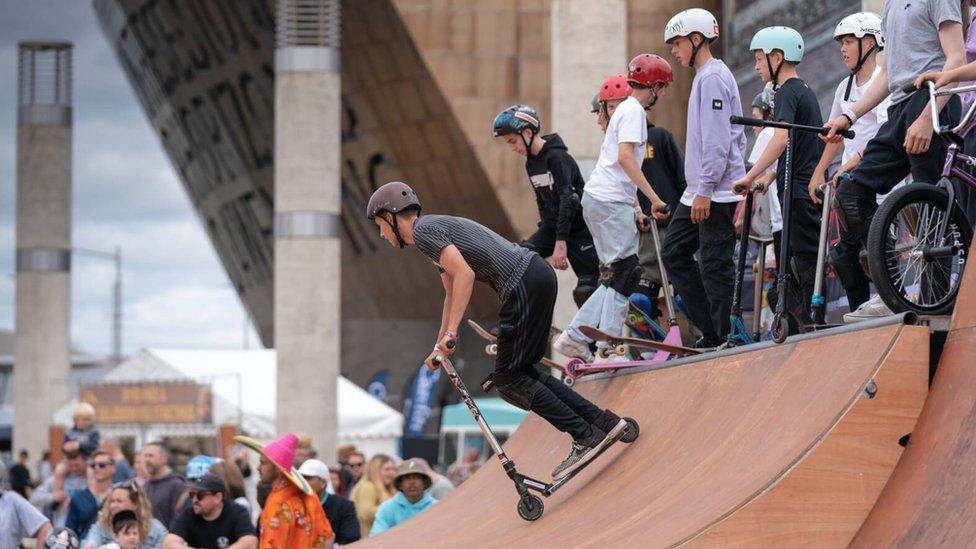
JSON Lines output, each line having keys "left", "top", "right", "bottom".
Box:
{"left": 627, "top": 54, "right": 673, "bottom": 88}
{"left": 599, "top": 74, "right": 632, "bottom": 102}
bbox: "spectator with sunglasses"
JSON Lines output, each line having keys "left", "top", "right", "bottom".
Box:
{"left": 66, "top": 450, "right": 117, "bottom": 538}
{"left": 343, "top": 452, "right": 365, "bottom": 494}
{"left": 81, "top": 480, "right": 167, "bottom": 549}
{"left": 163, "top": 474, "right": 256, "bottom": 549}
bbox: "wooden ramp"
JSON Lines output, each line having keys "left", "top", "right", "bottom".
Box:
{"left": 850, "top": 246, "right": 976, "bottom": 547}
{"left": 359, "top": 318, "right": 928, "bottom": 547}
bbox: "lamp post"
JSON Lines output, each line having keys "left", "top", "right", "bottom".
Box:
{"left": 73, "top": 246, "right": 122, "bottom": 365}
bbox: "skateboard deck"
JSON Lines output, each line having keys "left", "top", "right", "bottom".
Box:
{"left": 467, "top": 319, "right": 569, "bottom": 377}
{"left": 579, "top": 325, "right": 708, "bottom": 357}
{"left": 626, "top": 301, "right": 667, "bottom": 341}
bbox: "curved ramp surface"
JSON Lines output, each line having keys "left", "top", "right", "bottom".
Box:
{"left": 851, "top": 252, "right": 976, "bottom": 547}
{"left": 360, "top": 321, "right": 923, "bottom": 547}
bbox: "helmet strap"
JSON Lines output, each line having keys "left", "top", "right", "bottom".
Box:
{"left": 381, "top": 213, "right": 407, "bottom": 248}
{"left": 767, "top": 54, "right": 783, "bottom": 92}
{"left": 845, "top": 38, "right": 878, "bottom": 101}
{"left": 689, "top": 34, "right": 703, "bottom": 67}
{"left": 647, "top": 85, "right": 660, "bottom": 109}
{"left": 522, "top": 130, "right": 537, "bottom": 158}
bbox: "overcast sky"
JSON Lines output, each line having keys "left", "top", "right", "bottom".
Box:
{"left": 0, "top": 1, "right": 259, "bottom": 355}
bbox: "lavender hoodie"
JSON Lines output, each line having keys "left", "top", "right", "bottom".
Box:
{"left": 681, "top": 58, "right": 746, "bottom": 205}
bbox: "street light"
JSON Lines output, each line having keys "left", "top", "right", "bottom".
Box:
{"left": 72, "top": 246, "right": 122, "bottom": 365}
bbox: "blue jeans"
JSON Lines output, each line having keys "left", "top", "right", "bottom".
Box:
{"left": 565, "top": 193, "right": 638, "bottom": 348}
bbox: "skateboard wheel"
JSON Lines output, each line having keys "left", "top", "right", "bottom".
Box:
{"left": 487, "top": 343, "right": 498, "bottom": 355}
{"left": 596, "top": 347, "right": 612, "bottom": 359}
{"left": 615, "top": 344, "right": 628, "bottom": 357}
{"left": 620, "top": 417, "right": 640, "bottom": 443}
{"left": 517, "top": 494, "right": 544, "bottom": 521}
{"left": 563, "top": 375, "right": 575, "bottom": 387}
{"left": 627, "top": 312, "right": 640, "bottom": 326}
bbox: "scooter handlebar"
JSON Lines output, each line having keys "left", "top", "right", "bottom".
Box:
{"left": 431, "top": 338, "right": 457, "bottom": 367}
{"left": 729, "top": 115, "right": 855, "bottom": 139}
{"left": 732, "top": 182, "right": 766, "bottom": 195}
{"left": 902, "top": 82, "right": 920, "bottom": 95}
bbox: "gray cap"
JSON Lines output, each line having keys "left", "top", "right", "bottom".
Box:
{"left": 393, "top": 457, "right": 432, "bottom": 491}
{"left": 366, "top": 181, "right": 421, "bottom": 220}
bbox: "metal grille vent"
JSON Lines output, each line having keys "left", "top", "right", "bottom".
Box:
{"left": 277, "top": 0, "right": 341, "bottom": 48}
{"left": 18, "top": 41, "right": 72, "bottom": 107}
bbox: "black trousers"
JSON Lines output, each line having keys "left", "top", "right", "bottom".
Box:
{"left": 496, "top": 255, "right": 603, "bottom": 440}
{"left": 522, "top": 222, "right": 600, "bottom": 281}
{"left": 837, "top": 91, "right": 961, "bottom": 244}
{"left": 661, "top": 202, "right": 736, "bottom": 341}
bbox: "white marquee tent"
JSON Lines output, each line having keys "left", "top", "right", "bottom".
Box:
{"left": 54, "top": 349, "right": 403, "bottom": 457}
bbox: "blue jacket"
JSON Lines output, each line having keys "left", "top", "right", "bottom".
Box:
{"left": 369, "top": 491, "right": 437, "bottom": 536}
{"left": 65, "top": 488, "right": 101, "bottom": 539}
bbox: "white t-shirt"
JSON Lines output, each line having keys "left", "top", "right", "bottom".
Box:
{"left": 829, "top": 66, "right": 890, "bottom": 164}
{"left": 747, "top": 127, "right": 783, "bottom": 234}
{"left": 585, "top": 96, "right": 648, "bottom": 203}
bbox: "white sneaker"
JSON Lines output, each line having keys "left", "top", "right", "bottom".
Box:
{"left": 553, "top": 332, "right": 593, "bottom": 362}
{"left": 593, "top": 353, "right": 631, "bottom": 365}
{"left": 843, "top": 294, "right": 893, "bottom": 324}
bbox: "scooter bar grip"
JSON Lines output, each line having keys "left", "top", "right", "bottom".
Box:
{"left": 902, "top": 82, "right": 920, "bottom": 94}
{"left": 729, "top": 115, "right": 763, "bottom": 128}
{"left": 444, "top": 339, "right": 456, "bottom": 350}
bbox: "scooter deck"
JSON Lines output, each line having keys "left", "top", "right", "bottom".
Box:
{"left": 579, "top": 325, "right": 708, "bottom": 357}
{"left": 543, "top": 418, "right": 638, "bottom": 493}
{"left": 564, "top": 355, "right": 668, "bottom": 380}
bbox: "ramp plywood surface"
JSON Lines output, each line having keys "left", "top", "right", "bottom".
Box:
{"left": 359, "top": 323, "right": 911, "bottom": 547}
{"left": 851, "top": 243, "right": 976, "bottom": 547}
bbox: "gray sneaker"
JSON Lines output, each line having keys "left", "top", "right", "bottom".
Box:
{"left": 551, "top": 420, "right": 627, "bottom": 481}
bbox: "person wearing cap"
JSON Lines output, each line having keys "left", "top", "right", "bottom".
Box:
{"left": 0, "top": 461, "right": 54, "bottom": 549}
{"left": 492, "top": 104, "right": 600, "bottom": 309}
{"left": 298, "top": 459, "right": 360, "bottom": 545}
{"left": 163, "top": 474, "right": 256, "bottom": 549}
{"left": 368, "top": 458, "right": 437, "bottom": 537}
{"left": 664, "top": 8, "right": 746, "bottom": 347}
{"left": 366, "top": 182, "right": 632, "bottom": 482}
{"left": 234, "top": 434, "right": 334, "bottom": 549}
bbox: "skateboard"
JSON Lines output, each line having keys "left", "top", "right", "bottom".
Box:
{"left": 626, "top": 299, "right": 667, "bottom": 341}
{"left": 467, "top": 319, "right": 574, "bottom": 385}
{"left": 578, "top": 325, "right": 709, "bottom": 358}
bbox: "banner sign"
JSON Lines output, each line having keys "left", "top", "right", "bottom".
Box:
{"left": 79, "top": 382, "right": 213, "bottom": 425}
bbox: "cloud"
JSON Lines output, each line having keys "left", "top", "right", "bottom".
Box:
{"left": 0, "top": 1, "right": 256, "bottom": 354}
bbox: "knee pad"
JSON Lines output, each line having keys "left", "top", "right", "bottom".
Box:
{"left": 609, "top": 255, "right": 643, "bottom": 295}
{"left": 573, "top": 274, "right": 599, "bottom": 308}
{"left": 491, "top": 372, "right": 544, "bottom": 411}
{"left": 834, "top": 180, "right": 877, "bottom": 238}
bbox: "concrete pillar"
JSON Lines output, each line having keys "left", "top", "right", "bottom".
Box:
{"left": 14, "top": 42, "right": 73, "bottom": 460}
{"left": 274, "top": 0, "right": 340, "bottom": 461}
{"left": 549, "top": 0, "right": 628, "bottom": 332}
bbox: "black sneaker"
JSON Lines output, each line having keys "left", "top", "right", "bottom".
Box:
{"left": 695, "top": 335, "right": 723, "bottom": 349}
{"left": 596, "top": 409, "right": 622, "bottom": 434}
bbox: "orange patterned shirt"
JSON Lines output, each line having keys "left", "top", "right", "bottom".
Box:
{"left": 259, "top": 478, "right": 334, "bottom": 549}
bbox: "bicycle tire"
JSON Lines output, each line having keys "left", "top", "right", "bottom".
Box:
{"left": 866, "top": 183, "right": 972, "bottom": 316}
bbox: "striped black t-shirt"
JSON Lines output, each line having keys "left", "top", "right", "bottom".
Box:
{"left": 412, "top": 215, "right": 534, "bottom": 302}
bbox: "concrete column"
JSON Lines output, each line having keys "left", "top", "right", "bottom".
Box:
{"left": 549, "top": 1, "right": 628, "bottom": 332}
{"left": 14, "top": 42, "right": 73, "bottom": 460}
{"left": 274, "top": 0, "right": 340, "bottom": 460}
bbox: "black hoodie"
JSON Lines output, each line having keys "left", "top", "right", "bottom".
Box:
{"left": 524, "top": 133, "right": 588, "bottom": 240}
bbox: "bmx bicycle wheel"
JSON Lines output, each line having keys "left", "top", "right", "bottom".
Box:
{"left": 866, "top": 184, "right": 972, "bottom": 316}
{"left": 517, "top": 494, "right": 544, "bottom": 521}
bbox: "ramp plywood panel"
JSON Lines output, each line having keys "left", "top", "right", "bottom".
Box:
{"left": 686, "top": 326, "right": 928, "bottom": 547}
{"left": 851, "top": 243, "right": 976, "bottom": 547}
{"left": 360, "top": 323, "right": 911, "bottom": 548}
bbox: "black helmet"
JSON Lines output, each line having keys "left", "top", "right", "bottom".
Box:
{"left": 492, "top": 105, "right": 541, "bottom": 137}
{"left": 366, "top": 181, "right": 421, "bottom": 220}
{"left": 44, "top": 528, "right": 80, "bottom": 549}
{"left": 751, "top": 88, "right": 774, "bottom": 119}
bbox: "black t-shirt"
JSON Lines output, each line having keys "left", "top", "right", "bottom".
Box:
{"left": 168, "top": 502, "right": 256, "bottom": 549}
{"left": 773, "top": 77, "right": 824, "bottom": 201}
{"left": 9, "top": 464, "right": 31, "bottom": 498}
{"left": 638, "top": 123, "right": 687, "bottom": 224}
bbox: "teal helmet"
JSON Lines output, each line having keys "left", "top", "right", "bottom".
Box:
{"left": 750, "top": 26, "right": 804, "bottom": 62}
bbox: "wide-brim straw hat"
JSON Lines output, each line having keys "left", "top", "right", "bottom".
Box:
{"left": 234, "top": 433, "right": 312, "bottom": 495}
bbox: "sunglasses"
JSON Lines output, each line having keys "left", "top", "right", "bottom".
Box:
{"left": 348, "top": 462, "right": 364, "bottom": 468}
{"left": 191, "top": 491, "right": 214, "bottom": 501}
{"left": 89, "top": 461, "right": 114, "bottom": 469}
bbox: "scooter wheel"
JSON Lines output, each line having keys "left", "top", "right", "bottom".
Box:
{"left": 620, "top": 417, "right": 640, "bottom": 443}
{"left": 772, "top": 314, "right": 790, "bottom": 344}
{"left": 565, "top": 358, "right": 583, "bottom": 378}
{"left": 517, "top": 494, "right": 544, "bottom": 521}
{"left": 487, "top": 343, "right": 498, "bottom": 355}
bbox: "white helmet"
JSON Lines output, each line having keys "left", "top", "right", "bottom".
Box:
{"left": 833, "top": 12, "right": 884, "bottom": 49}
{"left": 664, "top": 8, "right": 720, "bottom": 44}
